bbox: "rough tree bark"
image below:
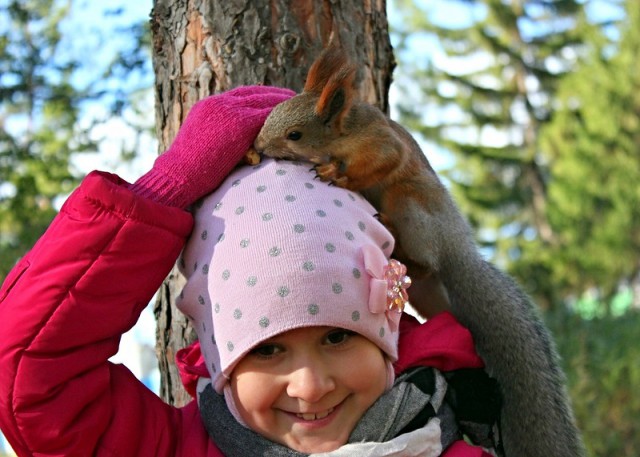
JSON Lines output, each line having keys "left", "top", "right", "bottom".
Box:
{"left": 150, "top": 0, "right": 395, "bottom": 405}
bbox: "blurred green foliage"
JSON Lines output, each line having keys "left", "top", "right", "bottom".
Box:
{"left": 391, "top": 0, "right": 640, "bottom": 311}
{"left": 391, "top": 0, "right": 592, "bottom": 308}
{"left": 0, "top": 0, "right": 152, "bottom": 279}
{"left": 540, "top": 0, "right": 640, "bottom": 307}
{"left": 548, "top": 308, "right": 640, "bottom": 457}
{"left": 0, "top": 0, "right": 83, "bottom": 277}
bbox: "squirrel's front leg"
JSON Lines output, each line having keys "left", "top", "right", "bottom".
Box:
{"left": 313, "top": 130, "right": 406, "bottom": 191}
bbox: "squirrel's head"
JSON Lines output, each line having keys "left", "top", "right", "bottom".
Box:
{"left": 255, "top": 46, "right": 357, "bottom": 163}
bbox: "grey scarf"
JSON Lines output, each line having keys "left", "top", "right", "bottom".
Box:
{"left": 198, "top": 367, "right": 460, "bottom": 457}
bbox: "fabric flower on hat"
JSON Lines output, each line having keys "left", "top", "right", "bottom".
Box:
{"left": 363, "top": 244, "right": 411, "bottom": 332}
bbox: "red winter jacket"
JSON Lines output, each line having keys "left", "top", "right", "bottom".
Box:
{"left": 0, "top": 171, "right": 491, "bottom": 457}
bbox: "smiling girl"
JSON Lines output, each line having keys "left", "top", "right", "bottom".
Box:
{"left": 232, "top": 326, "right": 387, "bottom": 453}
{"left": 177, "top": 157, "right": 500, "bottom": 456}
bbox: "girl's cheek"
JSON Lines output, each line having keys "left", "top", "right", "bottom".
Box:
{"left": 233, "top": 370, "right": 280, "bottom": 412}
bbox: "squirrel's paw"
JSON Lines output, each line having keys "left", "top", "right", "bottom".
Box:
{"left": 313, "top": 160, "right": 350, "bottom": 188}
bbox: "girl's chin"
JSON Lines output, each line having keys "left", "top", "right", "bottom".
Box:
{"left": 286, "top": 438, "right": 345, "bottom": 454}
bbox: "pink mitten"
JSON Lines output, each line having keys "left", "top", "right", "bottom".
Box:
{"left": 130, "top": 85, "right": 295, "bottom": 208}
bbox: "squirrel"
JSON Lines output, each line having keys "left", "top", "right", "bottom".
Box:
{"left": 254, "top": 46, "right": 585, "bottom": 457}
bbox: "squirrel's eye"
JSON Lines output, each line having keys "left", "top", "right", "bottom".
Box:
{"left": 287, "top": 131, "right": 302, "bottom": 141}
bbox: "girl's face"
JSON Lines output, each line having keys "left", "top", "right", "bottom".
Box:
{"left": 230, "top": 326, "right": 388, "bottom": 453}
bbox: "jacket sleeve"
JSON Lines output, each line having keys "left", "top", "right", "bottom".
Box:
{"left": 0, "top": 171, "right": 194, "bottom": 456}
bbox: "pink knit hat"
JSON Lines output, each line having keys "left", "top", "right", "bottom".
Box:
{"left": 177, "top": 158, "right": 410, "bottom": 393}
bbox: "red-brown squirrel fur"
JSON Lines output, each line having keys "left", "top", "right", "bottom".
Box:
{"left": 254, "top": 45, "right": 585, "bottom": 457}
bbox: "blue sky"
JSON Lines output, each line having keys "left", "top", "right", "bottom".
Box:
{"left": 56, "top": 0, "right": 157, "bottom": 181}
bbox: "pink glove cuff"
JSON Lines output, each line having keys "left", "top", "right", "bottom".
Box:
{"left": 130, "top": 166, "right": 225, "bottom": 209}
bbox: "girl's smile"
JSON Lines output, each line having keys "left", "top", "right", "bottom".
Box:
{"left": 230, "top": 326, "right": 388, "bottom": 453}
{"left": 292, "top": 405, "right": 336, "bottom": 421}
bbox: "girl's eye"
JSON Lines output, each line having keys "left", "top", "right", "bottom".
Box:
{"left": 324, "top": 329, "right": 355, "bottom": 346}
{"left": 250, "top": 344, "right": 282, "bottom": 358}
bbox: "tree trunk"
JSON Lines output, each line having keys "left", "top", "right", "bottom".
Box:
{"left": 150, "top": 0, "right": 394, "bottom": 406}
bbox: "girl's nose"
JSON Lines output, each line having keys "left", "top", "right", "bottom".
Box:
{"left": 286, "top": 363, "right": 336, "bottom": 403}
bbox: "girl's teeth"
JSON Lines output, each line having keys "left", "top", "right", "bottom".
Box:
{"left": 297, "top": 407, "right": 333, "bottom": 420}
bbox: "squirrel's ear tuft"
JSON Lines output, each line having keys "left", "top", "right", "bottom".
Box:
{"left": 305, "top": 46, "right": 351, "bottom": 93}
{"left": 305, "top": 46, "right": 356, "bottom": 132}
{"left": 315, "top": 67, "right": 356, "bottom": 131}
